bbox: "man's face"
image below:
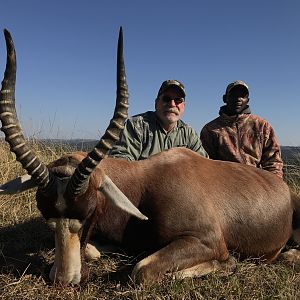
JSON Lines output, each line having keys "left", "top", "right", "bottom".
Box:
{"left": 155, "top": 86, "right": 185, "bottom": 131}
{"left": 225, "top": 85, "right": 249, "bottom": 115}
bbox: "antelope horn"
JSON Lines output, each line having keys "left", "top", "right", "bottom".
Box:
{"left": 0, "top": 29, "right": 56, "bottom": 193}
{"left": 64, "top": 26, "right": 129, "bottom": 199}
{"left": 99, "top": 175, "right": 148, "bottom": 220}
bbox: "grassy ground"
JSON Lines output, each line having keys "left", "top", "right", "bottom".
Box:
{"left": 1, "top": 141, "right": 300, "bottom": 299}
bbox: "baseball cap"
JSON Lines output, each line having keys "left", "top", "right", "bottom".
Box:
{"left": 157, "top": 80, "right": 186, "bottom": 97}
{"left": 225, "top": 80, "right": 249, "bottom": 95}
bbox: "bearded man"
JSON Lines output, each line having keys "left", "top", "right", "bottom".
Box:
{"left": 109, "top": 80, "right": 208, "bottom": 160}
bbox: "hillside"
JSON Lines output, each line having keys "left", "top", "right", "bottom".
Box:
{"left": 39, "top": 139, "right": 300, "bottom": 162}
{"left": 281, "top": 146, "right": 300, "bottom": 162}
{"left": 2, "top": 138, "right": 299, "bottom": 163}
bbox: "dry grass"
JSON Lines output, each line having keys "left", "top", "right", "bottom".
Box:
{"left": 284, "top": 157, "right": 300, "bottom": 195}
{"left": 1, "top": 140, "right": 300, "bottom": 299}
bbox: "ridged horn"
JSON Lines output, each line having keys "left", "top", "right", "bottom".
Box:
{"left": 0, "top": 29, "right": 56, "bottom": 193}
{"left": 64, "top": 26, "right": 129, "bottom": 199}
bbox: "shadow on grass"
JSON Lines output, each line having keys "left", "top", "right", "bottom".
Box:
{"left": 0, "top": 217, "right": 54, "bottom": 281}
{"left": 101, "top": 259, "right": 135, "bottom": 285}
{"left": 0, "top": 218, "right": 146, "bottom": 286}
{"left": 86, "top": 247, "right": 149, "bottom": 286}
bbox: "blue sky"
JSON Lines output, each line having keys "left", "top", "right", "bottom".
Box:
{"left": 0, "top": 0, "right": 299, "bottom": 145}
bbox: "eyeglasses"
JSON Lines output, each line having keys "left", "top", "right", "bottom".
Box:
{"left": 161, "top": 95, "right": 185, "bottom": 105}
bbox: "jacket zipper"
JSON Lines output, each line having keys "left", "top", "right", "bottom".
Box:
{"left": 235, "top": 121, "right": 246, "bottom": 164}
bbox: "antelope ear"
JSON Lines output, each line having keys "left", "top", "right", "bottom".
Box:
{"left": 98, "top": 175, "right": 148, "bottom": 221}
{"left": 0, "top": 174, "right": 37, "bottom": 194}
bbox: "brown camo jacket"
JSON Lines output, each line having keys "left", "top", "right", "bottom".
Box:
{"left": 200, "top": 112, "right": 283, "bottom": 178}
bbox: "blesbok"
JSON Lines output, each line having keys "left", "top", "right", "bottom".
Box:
{"left": 0, "top": 29, "right": 300, "bottom": 286}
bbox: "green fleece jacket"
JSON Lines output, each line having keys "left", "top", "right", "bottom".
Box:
{"left": 109, "top": 111, "right": 208, "bottom": 161}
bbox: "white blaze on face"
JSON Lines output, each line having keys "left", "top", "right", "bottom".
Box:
{"left": 47, "top": 218, "right": 82, "bottom": 284}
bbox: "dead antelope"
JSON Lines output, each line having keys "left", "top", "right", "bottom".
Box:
{"left": 1, "top": 29, "right": 300, "bottom": 286}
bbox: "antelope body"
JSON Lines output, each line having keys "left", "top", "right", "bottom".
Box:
{"left": 1, "top": 29, "right": 299, "bottom": 285}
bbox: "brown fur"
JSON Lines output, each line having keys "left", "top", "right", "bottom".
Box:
{"left": 36, "top": 147, "right": 296, "bottom": 283}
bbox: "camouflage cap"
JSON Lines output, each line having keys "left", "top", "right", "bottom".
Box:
{"left": 225, "top": 80, "right": 249, "bottom": 95}
{"left": 157, "top": 80, "right": 186, "bottom": 97}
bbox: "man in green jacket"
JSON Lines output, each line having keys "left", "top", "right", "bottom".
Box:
{"left": 109, "top": 79, "right": 208, "bottom": 160}
{"left": 200, "top": 80, "right": 283, "bottom": 178}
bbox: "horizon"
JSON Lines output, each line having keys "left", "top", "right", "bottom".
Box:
{"left": 0, "top": 1, "right": 300, "bottom": 146}
{"left": 1, "top": 137, "right": 299, "bottom": 150}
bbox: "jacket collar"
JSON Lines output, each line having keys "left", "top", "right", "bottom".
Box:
{"left": 218, "top": 105, "right": 251, "bottom": 123}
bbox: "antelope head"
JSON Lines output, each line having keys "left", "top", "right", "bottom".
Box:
{"left": 0, "top": 28, "right": 147, "bottom": 285}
